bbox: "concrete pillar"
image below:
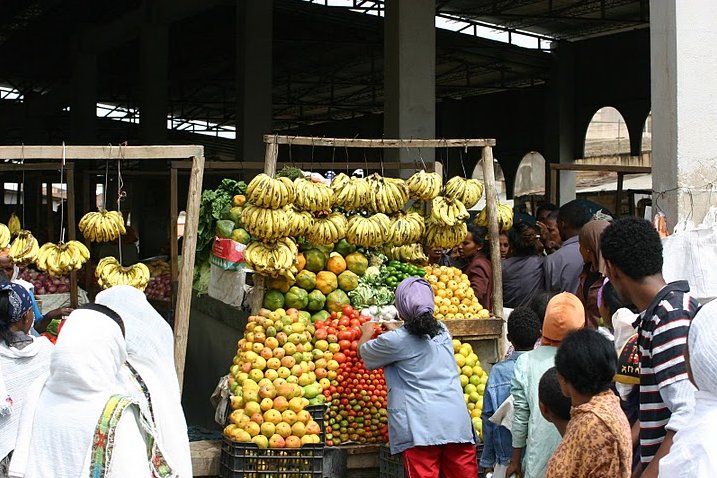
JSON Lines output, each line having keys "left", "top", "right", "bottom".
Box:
{"left": 236, "top": 0, "right": 273, "bottom": 162}
{"left": 650, "top": 0, "right": 717, "bottom": 228}
{"left": 71, "top": 49, "right": 98, "bottom": 144}
{"left": 546, "top": 41, "right": 576, "bottom": 205}
{"left": 384, "top": 0, "right": 435, "bottom": 172}
{"left": 139, "top": 23, "right": 169, "bottom": 144}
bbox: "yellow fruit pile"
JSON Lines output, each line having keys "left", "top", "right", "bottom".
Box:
{"left": 224, "top": 309, "right": 324, "bottom": 449}
{"left": 453, "top": 339, "right": 488, "bottom": 439}
{"left": 425, "top": 265, "right": 490, "bottom": 320}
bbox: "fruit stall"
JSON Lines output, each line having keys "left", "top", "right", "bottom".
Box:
{"left": 0, "top": 144, "right": 206, "bottom": 388}
{"left": 192, "top": 135, "right": 511, "bottom": 477}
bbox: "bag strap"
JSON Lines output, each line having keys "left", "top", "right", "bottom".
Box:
{"left": 89, "top": 395, "right": 173, "bottom": 478}
{"left": 79, "top": 303, "right": 125, "bottom": 337}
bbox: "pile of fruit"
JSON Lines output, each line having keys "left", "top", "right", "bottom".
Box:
{"left": 453, "top": 339, "right": 488, "bottom": 439}
{"left": 224, "top": 308, "right": 324, "bottom": 448}
{"left": 18, "top": 266, "right": 71, "bottom": 295}
{"left": 7, "top": 230, "right": 39, "bottom": 265}
{"left": 314, "top": 306, "right": 389, "bottom": 446}
{"left": 425, "top": 265, "right": 490, "bottom": 320}
{"left": 35, "top": 241, "right": 90, "bottom": 276}
{"left": 79, "top": 210, "right": 126, "bottom": 243}
{"left": 145, "top": 260, "right": 171, "bottom": 301}
{"left": 95, "top": 257, "right": 151, "bottom": 291}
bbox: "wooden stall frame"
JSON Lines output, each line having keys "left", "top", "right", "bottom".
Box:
{"left": 549, "top": 163, "right": 652, "bottom": 206}
{"left": 0, "top": 145, "right": 205, "bottom": 391}
{"left": 254, "top": 135, "right": 505, "bottom": 349}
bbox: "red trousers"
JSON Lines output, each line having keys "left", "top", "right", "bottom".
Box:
{"left": 403, "top": 443, "right": 478, "bottom": 478}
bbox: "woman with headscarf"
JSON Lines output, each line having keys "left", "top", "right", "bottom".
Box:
{"left": 95, "top": 285, "right": 192, "bottom": 477}
{"left": 577, "top": 219, "right": 611, "bottom": 329}
{"left": 358, "top": 278, "right": 477, "bottom": 478}
{"left": 506, "top": 292, "right": 585, "bottom": 478}
{"left": 658, "top": 299, "right": 717, "bottom": 477}
{"left": 502, "top": 220, "right": 545, "bottom": 308}
{"left": 8, "top": 307, "right": 173, "bottom": 478}
{"left": 0, "top": 283, "right": 53, "bottom": 477}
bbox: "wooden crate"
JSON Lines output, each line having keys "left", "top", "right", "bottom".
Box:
{"left": 443, "top": 318, "right": 503, "bottom": 341}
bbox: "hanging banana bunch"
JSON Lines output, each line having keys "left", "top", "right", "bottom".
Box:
{"left": 36, "top": 241, "right": 90, "bottom": 276}
{"left": 241, "top": 204, "right": 292, "bottom": 241}
{"left": 387, "top": 211, "right": 425, "bottom": 246}
{"left": 443, "top": 177, "right": 484, "bottom": 209}
{"left": 244, "top": 238, "right": 298, "bottom": 280}
{"left": 406, "top": 170, "right": 443, "bottom": 201}
{"left": 346, "top": 214, "right": 390, "bottom": 249}
{"left": 474, "top": 202, "right": 514, "bottom": 232}
{"left": 7, "top": 213, "right": 21, "bottom": 237}
{"left": 79, "top": 210, "right": 126, "bottom": 243}
{"left": 8, "top": 230, "right": 39, "bottom": 265}
{"left": 96, "top": 257, "right": 151, "bottom": 291}
{"left": 331, "top": 174, "right": 371, "bottom": 211}
{"left": 245, "top": 174, "right": 295, "bottom": 209}
{"left": 0, "top": 223, "right": 10, "bottom": 249}
{"left": 430, "top": 196, "right": 470, "bottom": 227}
{"left": 293, "top": 177, "right": 333, "bottom": 212}
{"left": 366, "top": 174, "right": 409, "bottom": 214}
{"left": 424, "top": 220, "right": 468, "bottom": 249}
{"left": 306, "top": 211, "right": 348, "bottom": 246}
{"left": 384, "top": 244, "right": 429, "bottom": 264}
{"left": 285, "top": 206, "right": 314, "bottom": 238}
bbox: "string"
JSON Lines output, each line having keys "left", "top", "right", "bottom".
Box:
{"left": 59, "top": 143, "right": 66, "bottom": 244}
{"left": 459, "top": 143, "right": 468, "bottom": 177}
{"left": 117, "top": 143, "right": 126, "bottom": 265}
{"left": 103, "top": 144, "right": 112, "bottom": 211}
{"left": 20, "top": 144, "right": 25, "bottom": 226}
{"left": 344, "top": 145, "right": 350, "bottom": 174}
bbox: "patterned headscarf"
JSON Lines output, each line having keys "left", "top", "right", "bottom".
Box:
{"left": 0, "top": 282, "right": 33, "bottom": 323}
{"left": 395, "top": 277, "right": 435, "bottom": 320}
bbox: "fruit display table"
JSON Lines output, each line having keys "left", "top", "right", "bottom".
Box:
{"left": 445, "top": 318, "right": 506, "bottom": 370}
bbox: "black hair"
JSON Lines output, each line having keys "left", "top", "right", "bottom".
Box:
{"left": 539, "top": 367, "right": 572, "bottom": 421}
{"left": 404, "top": 311, "right": 442, "bottom": 338}
{"left": 557, "top": 199, "right": 594, "bottom": 230}
{"left": 546, "top": 210, "right": 559, "bottom": 221}
{"left": 508, "top": 222, "right": 541, "bottom": 257}
{"left": 536, "top": 203, "right": 559, "bottom": 218}
{"left": 466, "top": 224, "right": 490, "bottom": 254}
{"left": 600, "top": 217, "right": 663, "bottom": 280}
{"left": 507, "top": 306, "right": 542, "bottom": 350}
{"left": 555, "top": 329, "right": 617, "bottom": 396}
{"left": 529, "top": 290, "right": 560, "bottom": 326}
{"left": 0, "top": 269, "right": 8, "bottom": 283}
{"left": 0, "top": 289, "right": 13, "bottom": 346}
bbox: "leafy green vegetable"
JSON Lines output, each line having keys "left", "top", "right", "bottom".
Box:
{"left": 276, "top": 166, "right": 304, "bottom": 180}
{"left": 195, "top": 179, "right": 247, "bottom": 266}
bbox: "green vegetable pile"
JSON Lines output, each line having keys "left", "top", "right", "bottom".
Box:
{"left": 194, "top": 179, "right": 246, "bottom": 291}
{"left": 383, "top": 260, "right": 426, "bottom": 289}
{"left": 348, "top": 266, "right": 395, "bottom": 309}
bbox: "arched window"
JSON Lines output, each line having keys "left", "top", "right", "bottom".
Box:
{"left": 584, "top": 107, "right": 631, "bottom": 159}
{"left": 641, "top": 111, "right": 652, "bottom": 160}
{"left": 514, "top": 151, "right": 546, "bottom": 198}
{"left": 471, "top": 159, "right": 506, "bottom": 210}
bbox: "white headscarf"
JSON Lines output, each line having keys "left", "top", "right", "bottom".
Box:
{"left": 688, "top": 300, "right": 717, "bottom": 395}
{"left": 95, "top": 286, "right": 192, "bottom": 477}
{"left": 9, "top": 309, "right": 130, "bottom": 477}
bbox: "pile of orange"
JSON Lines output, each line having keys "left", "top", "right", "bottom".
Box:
{"left": 424, "top": 265, "right": 489, "bottom": 320}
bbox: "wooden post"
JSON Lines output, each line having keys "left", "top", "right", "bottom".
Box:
{"left": 174, "top": 155, "right": 205, "bottom": 391}
{"left": 66, "top": 166, "right": 79, "bottom": 308}
{"left": 616, "top": 172, "right": 625, "bottom": 216}
{"left": 170, "top": 166, "right": 179, "bottom": 306}
{"left": 249, "top": 139, "right": 280, "bottom": 315}
{"left": 481, "top": 146, "right": 505, "bottom": 355}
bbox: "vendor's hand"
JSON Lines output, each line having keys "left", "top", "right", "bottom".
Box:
{"left": 360, "top": 322, "right": 377, "bottom": 338}
{"left": 383, "top": 321, "right": 401, "bottom": 331}
{"left": 44, "top": 307, "right": 73, "bottom": 320}
{"left": 506, "top": 462, "right": 522, "bottom": 478}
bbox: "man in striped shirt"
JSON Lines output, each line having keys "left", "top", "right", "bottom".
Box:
{"left": 600, "top": 217, "right": 699, "bottom": 478}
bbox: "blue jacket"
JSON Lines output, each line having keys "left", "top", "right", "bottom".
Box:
{"left": 480, "top": 351, "right": 525, "bottom": 468}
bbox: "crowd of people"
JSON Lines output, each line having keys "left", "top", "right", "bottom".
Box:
{"left": 0, "top": 262, "right": 191, "bottom": 478}
{"left": 364, "top": 200, "right": 712, "bottom": 478}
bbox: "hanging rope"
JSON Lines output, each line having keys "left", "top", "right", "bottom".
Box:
{"left": 20, "top": 144, "right": 25, "bottom": 225}
{"left": 59, "top": 142, "right": 66, "bottom": 244}
{"left": 116, "top": 143, "right": 126, "bottom": 265}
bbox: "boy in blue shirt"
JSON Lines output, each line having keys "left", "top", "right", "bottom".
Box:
{"left": 480, "top": 307, "right": 542, "bottom": 476}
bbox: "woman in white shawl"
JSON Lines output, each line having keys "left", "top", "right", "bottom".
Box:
{"left": 659, "top": 300, "right": 717, "bottom": 477}
{"left": 9, "top": 306, "right": 172, "bottom": 478}
{"left": 95, "top": 285, "right": 192, "bottom": 477}
{"left": 0, "top": 283, "right": 53, "bottom": 477}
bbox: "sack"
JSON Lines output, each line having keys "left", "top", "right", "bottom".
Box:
{"left": 210, "top": 237, "right": 247, "bottom": 271}
{"left": 662, "top": 207, "right": 717, "bottom": 300}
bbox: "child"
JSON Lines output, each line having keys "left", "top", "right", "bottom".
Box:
{"left": 480, "top": 307, "right": 542, "bottom": 477}
{"left": 539, "top": 367, "right": 572, "bottom": 437}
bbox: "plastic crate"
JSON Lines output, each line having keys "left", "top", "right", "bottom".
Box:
{"left": 379, "top": 445, "right": 404, "bottom": 478}
{"left": 306, "top": 405, "right": 328, "bottom": 443}
{"left": 220, "top": 439, "right": 324, "bottom": 478}
{"left": 379, "top": 443, "right": 486, "bottom": 478}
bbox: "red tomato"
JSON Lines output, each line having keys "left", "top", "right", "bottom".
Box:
{"left": 314, "top": 329, "right": 328, "bottom": 340}
{"left": 342, "top": 305, "right": 354, "bottom": 316}
{"left": 338, "top": 317, "right": 350, "bottom": 327}
{"left": 334, "top": 352, "right": 347, "bottom": 363}
{"left": 339, "top": 339, "right": 352, "bottom": 350}
{"left": 338, "top": 330, "right": 353, "bottom": 341}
